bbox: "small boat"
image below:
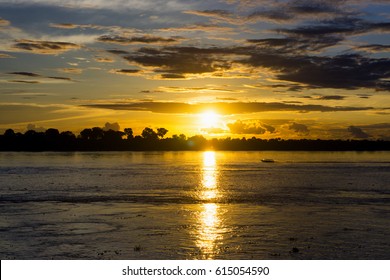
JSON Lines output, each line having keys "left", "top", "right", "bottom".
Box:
{"left": 261, "top": 158, "right": 275, "bottom": 163}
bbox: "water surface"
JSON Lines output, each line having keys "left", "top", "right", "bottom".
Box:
{"left": 0, "top": 151, "right": 389, "bottom": 259}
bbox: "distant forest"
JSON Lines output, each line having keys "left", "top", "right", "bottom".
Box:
{"left": 1, "top": 127, "right": 389, "bottom": 151}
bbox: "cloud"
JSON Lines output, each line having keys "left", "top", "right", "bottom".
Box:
{"left": 8, "top": 72, "right": 41, "bottom": 77}
{"left": 94, "top": 57, "right": 114, "bottom": 63}
{"left": 13, "top": 39, "right": 81, "bottom": 54}
{"left": 0, "top": 18, "right": 10, "bottom": 26}
{"left": 318, "top": 95, "right": 346, "bottom": 100}
{"left": 242, "top": 52, "right": 390, "bottom": 90}
{"left": 361, "top": 123, "right": 390, "bottom": 130}
{"left": 216, "top": 97, "right": 238, "bottom": 101}
{"left": 262, "top": 123, "right": 276, "bottom": 133}
{"left": 49, "top": 23, "right": 78, "bottom": 29}
{"left": 246, "top": 36, "right": 342, "bottom": 53}
{"left": 9, "top": 80, "right": 40, "bottom": 84}
{"left": 107, "top": 49, "right": 130, "bottom": 55}
{"left": 0, "top": 53, "right": 15, "bottom": 58}
{"left": 59, "top": 68, "right": 83, "bottom": 74}
{"left": 357, "top": 94, "right": 371, "bottom": 99}
{"left": 47, "top": 76, "right": 72, "bottom": 81}
{"left": 160, "top": 73, "right": 186, "bottom": 79}
{"left": 81, "top": 101, "right": 373, "bottom": 114}
{"left": 26, "top": 123, "right": 45, "bottom": 132}
{"left": 97, "top": 35, "right": 181, "bottom": 45}
{"left": 288, "top": 122, "right": 309, "bottom": 134}
{"left": 227, "top": 120, "right": 275, "bottom": 134}
{"left": 109, "top": 69, "right": 142, "bottom": 76}
{"left": 183, "top": 9, "right": 239, "bottom": 24}
{"left": 5, "top": 71, "right": 73, "bottom": 83}
{"left": 355, "top": 44, "right": 390, "bottom": 53}
{"left": 277, "top": 18, "right": 390, "bottom": 37}
{"left": 103, "top": 122, "right": 120, "bottom": 131}
{"left": 122, "top": 46, "right": 231, "bottom": 78}
{"left": 247, "top": 1, "right": 345, "bottom": 23}
{"left": 348, "top": 126, "right": 370, "bottom": 139}
{"left": 159, "top": 23, "right": 234, "bottom": 33}
{"left": 2, "top": 0, "right": 196, "bottom": 12}
{"left": 112, "top": 44, "right": 390, "bottom": 89}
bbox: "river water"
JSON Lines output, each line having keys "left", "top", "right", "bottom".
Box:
{"left": 0, "top": 151, "right": 389, "bottom": 259}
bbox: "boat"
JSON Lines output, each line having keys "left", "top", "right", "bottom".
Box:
{"left": 261, "top": 158, "right": 275, "bottom": 163}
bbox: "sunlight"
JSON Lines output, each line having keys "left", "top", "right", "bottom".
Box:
{"left": 201, "top": 151, "right": 218, "bottom": 199}
{"left": 203, "top": 150, "right": 216, "bottom": 168}
{"left": 195, "top": 151, "right": 222, "bottom": 259}
{"left": 199, "top": 111, "right": 220, "bottom": 128}
{"left": 196, "top": 203, "right": 220, "bottom": 259}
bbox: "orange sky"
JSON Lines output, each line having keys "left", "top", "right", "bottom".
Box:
{"left": 1, "top": 0, "right": 390, "bottom": 139}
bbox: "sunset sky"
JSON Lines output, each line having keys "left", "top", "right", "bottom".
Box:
{"left": 0, "top": 0, "right": 389, "bottom": 139}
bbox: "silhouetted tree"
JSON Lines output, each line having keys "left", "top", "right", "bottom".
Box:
{"left": 4, "top": 129, "right": 15, "bottom": 137}
{"left": 124, "top": 128, "right": 134, "bottom": 139}
{"left": 1, "top": 126, "right": 390, "bottom": 151}
{"left": 91, "top": 127, "right": 104, "bottom": 140}
{"left": 157, "top": 128, "right": 168, "bottom": 139}
{"left": 141, "top": 127, "right": 158, "bottom": 141}
{"left": 80, "top": 128, "right": 93, "bottom": 140}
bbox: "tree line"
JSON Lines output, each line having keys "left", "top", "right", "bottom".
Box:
{"left": 0, "top": 126, "right": 389, "bottom": 151}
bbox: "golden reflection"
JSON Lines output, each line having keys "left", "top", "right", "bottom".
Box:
{"left": 196, "top": 151, "right": 222, "bottom": 259}
{"left": 201, "top": 151, "right": 218, "bottom": 200}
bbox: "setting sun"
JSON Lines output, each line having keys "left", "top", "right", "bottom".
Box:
{"left": 199, "top": 111, "right": 220, "bottom": 128}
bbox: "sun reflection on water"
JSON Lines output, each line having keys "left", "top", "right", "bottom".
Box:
{"left": 196, "top": 151, "right": 222, "bottom": 259}
{"left": 201, "top": 151, "right": 218, "bottom": 200}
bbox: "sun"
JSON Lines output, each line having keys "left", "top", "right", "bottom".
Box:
{"left": 199, "top": 111, "right": 220, "bottom": 128}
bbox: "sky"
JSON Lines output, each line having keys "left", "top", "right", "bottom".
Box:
{"left": 0, "top": 0, "right": 389, "bottom": 139}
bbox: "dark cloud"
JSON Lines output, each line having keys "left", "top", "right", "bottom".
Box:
{"left": 247, "top": 0, "right": 343, "bottom": 23}
{"left": 13, "top": 39, "right": 81, "bottom": 54}
{"left": 48, "top": 76, "right": 72, "bottom": 81}
{"left": 248, "top": 10, "right": 294, "bottom": 22}
{"left": 246, "top": 36, "right": 342, "bottom": 53}
{"left": 123, "top": 46, "right": 233, "bottom": 77}
{"left": 109, "top": 69, "right": 141, "bottom": 76}
{"left": 82, "top": 101, "right": 373, "bottom": 114}
{"left": 111, "top": 43, "right": 390, "bottom": 89}
{"left": 361, "top": 123, "right": 390, "bottom": 130}
{"left": 245, "top": 53, "right": 390, "bottom": 90}
{"left": 262, "top": 123, "right": 276, "bottom": 133}
{"left": 357, "top": 94, "right": 372, "bottom": 99}
{"left": 107, "top": 49, "right": 130, "bottom": 55}
{"left": 277, "top": 18, "right": 390, "bottom": 37}
{"left": 6, "top": 71, "right": 73, "bottom": 82}
{"left": 103, "top": 122, "right": 120, "bottom": 131}
{"left": 348, "top": 126, "right": 370, "bottom": 139}
{"left": 318, "top": 95, "right": 346, "bottom": 100}
{"left": 289, "top": 122, "right": 309, "bottom": 134}
{"left": 9, "top": 80, "right": 40, "bottom": 84}
{"left": 160, "top": 73, "right": 186, "bottom": 79}
{"left": 98, "top": 35, "right": 180, "bottom": 45}
{"left": 355, "top": 44, "right": 390, "bottom": 53}
{"left": 8, "top": 72, "right": 41, "bottom": 77}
